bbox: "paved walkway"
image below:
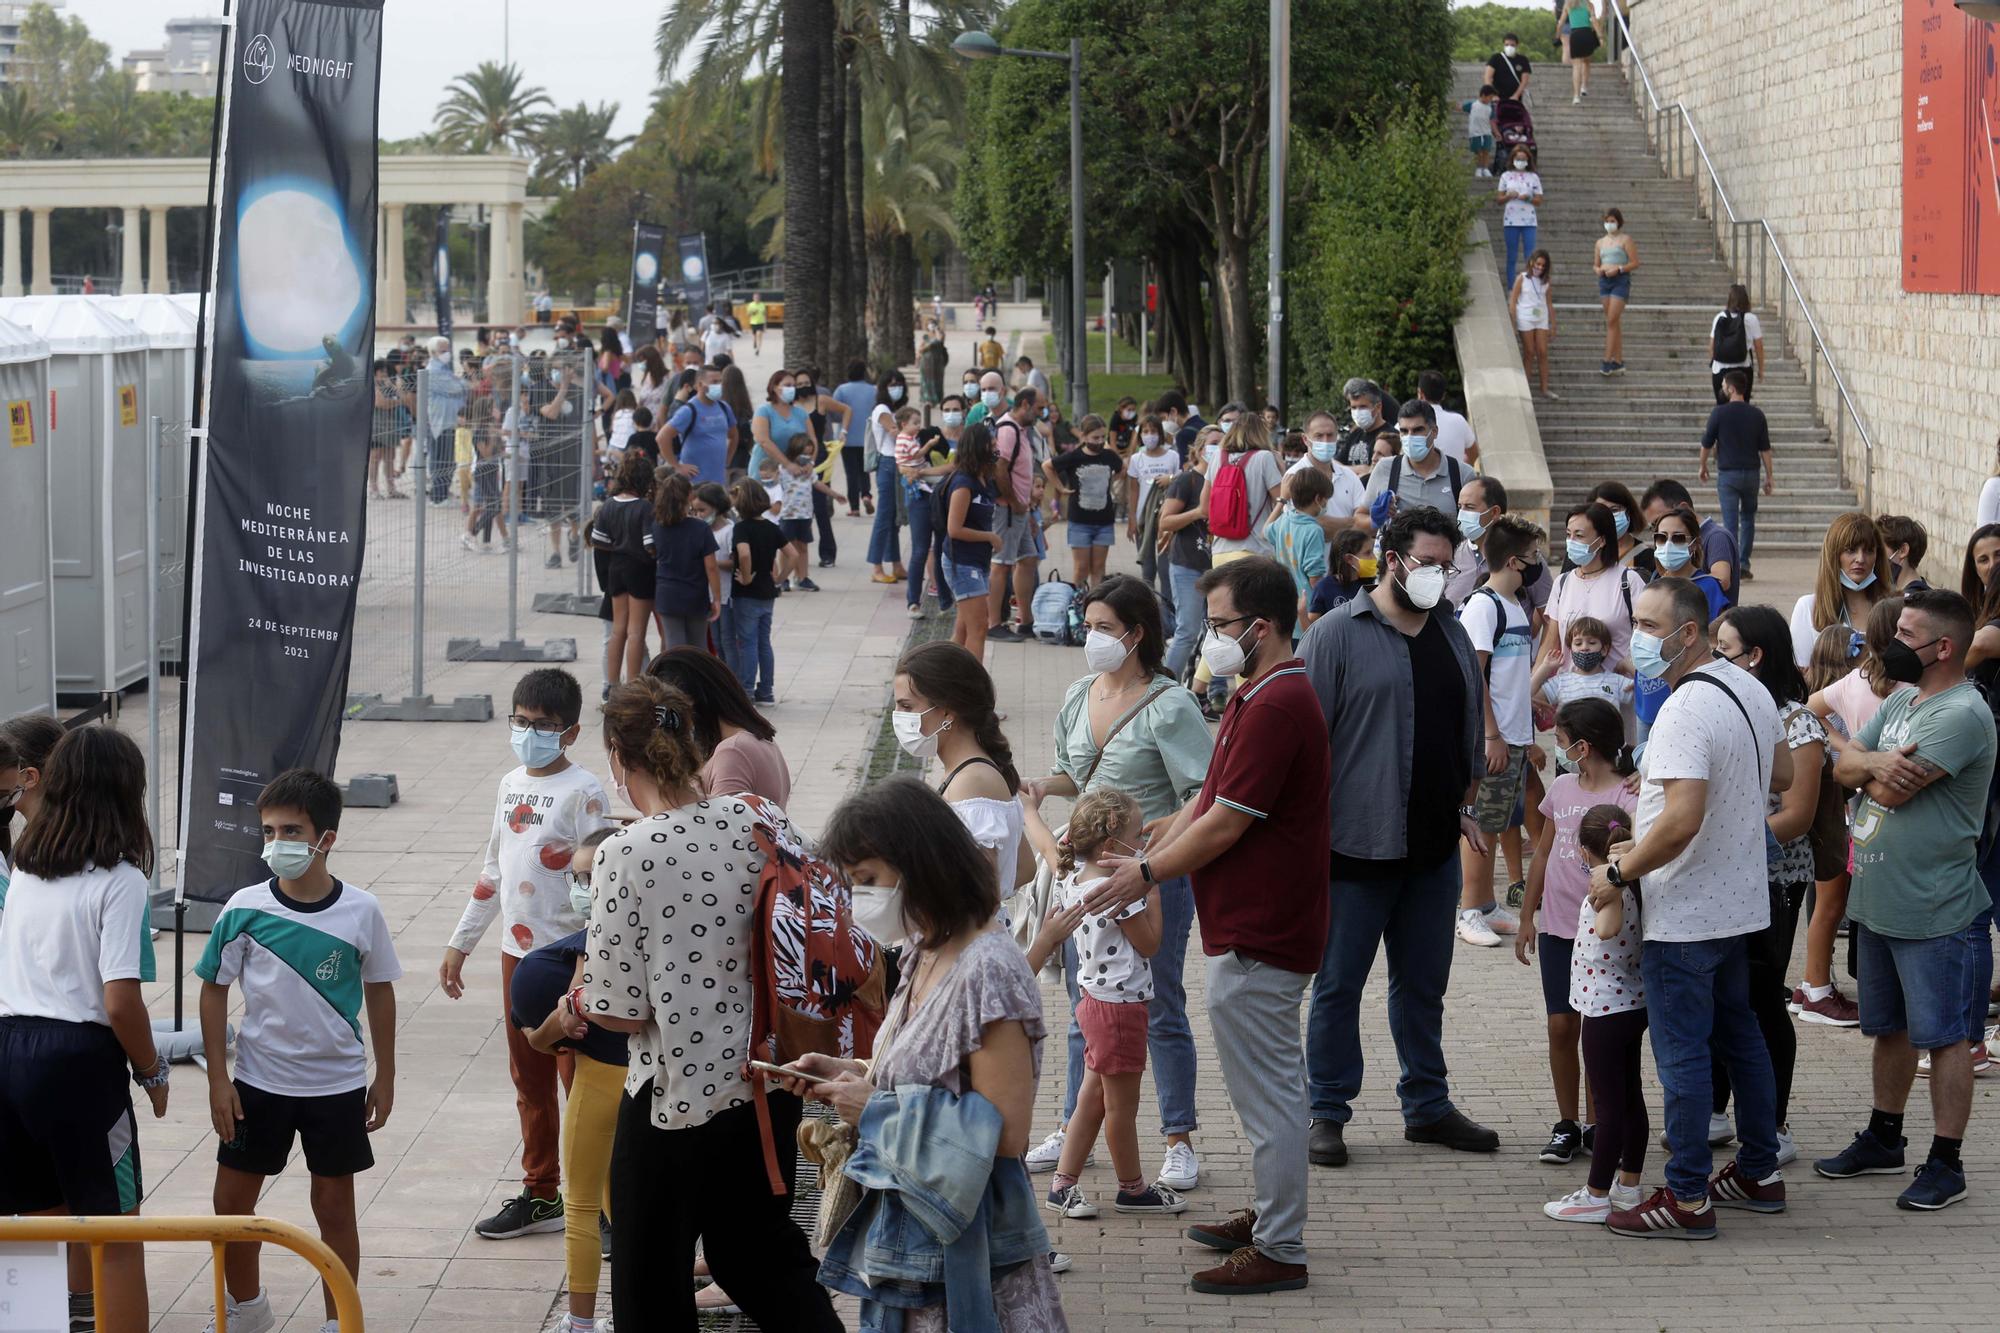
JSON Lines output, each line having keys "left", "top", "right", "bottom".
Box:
{"left": 101, "top": 380, "right": 1994, "bottom": 1331}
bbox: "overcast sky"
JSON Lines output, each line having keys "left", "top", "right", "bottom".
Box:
{"left": 74, "top": 0, "right": 666, "bottom": 142}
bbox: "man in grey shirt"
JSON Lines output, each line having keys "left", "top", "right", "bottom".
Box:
{"left": 1299, "top": 506, "right": 1500, "bottom": 1168}
{"left": 1363, "top": 400, "right": 1468, "bottom": 523}
{"left": 1014, "top": 355, "right": 1053, "bottom": 405}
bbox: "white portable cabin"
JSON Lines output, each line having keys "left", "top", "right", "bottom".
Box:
{"left": 0, "top": 314, "right": 54, "bottom": 718}
{"left": 0, "top": 298, "right": 152, "bottom": 697}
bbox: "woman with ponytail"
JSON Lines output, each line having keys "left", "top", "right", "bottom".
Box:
{"left": 644, "top": 468, "right": 721, "bottom": 650}
{"left": 890, "top": 641, "right": 1027, "bottom": 896}
{"left": 1517, "top": 696, "right": 1637, "bottom": 1172}
{"left": 567, "top": 676, "right": 839, "bottom": 1332}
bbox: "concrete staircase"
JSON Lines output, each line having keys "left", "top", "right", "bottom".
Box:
{"left": 1454, "top": 63, "right": 1857, "bottom": 553}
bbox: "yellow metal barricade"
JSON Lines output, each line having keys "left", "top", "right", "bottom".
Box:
{"left": 0, "top": 1215, "right": 364, "bottom": 1331}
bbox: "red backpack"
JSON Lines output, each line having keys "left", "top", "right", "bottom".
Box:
{"left": 739, "top": 795, "right": 889, "bottom": 1193}
{"left": 1208, "top": 451, "right": 1252, "bottom": 540}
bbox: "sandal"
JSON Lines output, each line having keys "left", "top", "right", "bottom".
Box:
{"left": 870, "top": 571, "right": 898, "bottom": 584}
{"left": 863, "top": 496, "right": 875, "bottom": 514}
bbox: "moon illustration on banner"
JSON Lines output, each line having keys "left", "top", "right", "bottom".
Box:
{"left": 682, "top": 253, "right": 705, "bottom": 282}
{"left": 635, "top": 250, "right": 659, "bottom": 284}
{"left": 232, "top": 181, "right": 369, "bottom": 403}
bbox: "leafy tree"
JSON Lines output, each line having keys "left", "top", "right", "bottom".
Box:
{"left": 534, "top": 102, "right": 631, "bottom": 193}
{"left": 0, "top": 88, "right": 53, "bottom": 158}
{"left": 433, "top": 61, "right": 553, "bottom": 154}
{"left": 73, "top": 71, "right": 145, "bottom": 156}
{"left": 1450, "top": 2, "right": 1566, "bottom": 64}
{"left": 13, "top": 2, "right": 108, "bottom": 112}
{"left": 862, "top": 91, "right": 957, "bottom": 369}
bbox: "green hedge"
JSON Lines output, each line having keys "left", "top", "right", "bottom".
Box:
{"left": 1285, "top": 104, "right": 1474, "bottom": 411}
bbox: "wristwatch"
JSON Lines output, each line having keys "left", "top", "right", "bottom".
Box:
{"left": 134, "top": 1057, "right": 170, "bottom": 1090}
{"left": 1458, "top": 804, "right": 1478, "bottom": 820}
{"left": 1606, "top": 860, "right": 1629, "bottom": 888}
{"left": 1139, "top": 857, "right": 1155, "bottom": 884}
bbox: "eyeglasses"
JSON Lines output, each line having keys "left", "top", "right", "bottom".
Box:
{"left": 1651, "top": 531, "right": 1693, "bottom": 547}
{"left": 1203, "top": 614, "right": 1259, "bottom": 635}
{"left": 1400, "top": 558, "right": 1460, "bottom": 578}
{"left": 507, "top": 714, "right": 566, "bottom": 735}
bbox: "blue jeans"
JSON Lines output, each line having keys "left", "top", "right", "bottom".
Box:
{"left": 1504, "top": 223, "right": 1538, "bottom": 289}
{"left": 866, "top": 455, "right": 902, "bottom": 567}
{"left": 903, "top": 480, "right": 953, "bottom": 612}
{"left": 1307, "top": 852, "right": 1460, "bottom": 1126}
{"left": 1164, "top": 561, "right": 1205, "bottom": 679}
{"left": 1716, "top": 467, "right": 1761, "bottom": 564}
{"left": 717, "top": 601, "right": 744, "bottom": 682}
{"left": 1060, "top": 874, "right": 1199, "bottom": 1137}
{"left": 427, "top": 429, "right": 454, "bottom": 503}
{"left": 1643, "top": 935, "right": 1779, "bottom": 1200}
{"left": 731, "top": 596, "right": 775, "bottom": 697}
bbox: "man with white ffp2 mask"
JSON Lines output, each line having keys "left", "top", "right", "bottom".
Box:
{"left": 1300, "top": 506, "right": 1499, "bottom": 1169}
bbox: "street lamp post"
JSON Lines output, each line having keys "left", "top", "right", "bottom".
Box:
{"left": 954, "top": 30, "right": 1089, "bottom": 421}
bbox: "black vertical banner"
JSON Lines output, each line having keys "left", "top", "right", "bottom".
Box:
{"left": 178, "top": 0, "right": 383, "bottom": 922}
{"left": 434, "top": 204, "right": 452, "bottom": 337}
{"left": 628, "top": 220, "right": 664, "bottom": 344}
{"left": 677, "top": 232, "right": 711, "bottom": 312}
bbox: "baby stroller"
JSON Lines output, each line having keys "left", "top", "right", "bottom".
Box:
{"left": 1495, "top": 98, "right": 1536, "bottom": 157}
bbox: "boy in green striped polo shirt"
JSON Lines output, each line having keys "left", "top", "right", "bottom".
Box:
{"left": 197, "top": 769, "right": 401, "bottom": 1333}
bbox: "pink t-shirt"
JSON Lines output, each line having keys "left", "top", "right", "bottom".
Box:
{"left": 1535, "top": 773, "right": 1638, "bottom": 940}
{"left": 992, "top": 414, "right": 1034, "bottom": 509}
{"left": 702, "top": 732, "right": 792, "bottom": 806}
{"left": 1546, "top": 565, "right": 1648, "bottom": 671}
{"left": 1819, "top": 667, "right": 1894, "bottom": 742}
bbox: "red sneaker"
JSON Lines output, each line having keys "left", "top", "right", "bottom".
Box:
{"left": 1796, "top": 987, "right": 1860, "bottom": 1027}
{"left": 1607, "top": 1186, "right": 1718, "bottom": 1239}
{"left": 1707, "top": 1161, "right": 1786, "bottom": 1213}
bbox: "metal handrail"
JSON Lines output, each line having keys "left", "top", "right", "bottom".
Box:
{"left": 0, "top": 1214, "right": 366, "bottom": 1331}
{"left": 1606, "top": 2, "right": 1875, "bottom": 509}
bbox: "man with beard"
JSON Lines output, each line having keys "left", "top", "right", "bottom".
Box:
{"left": 1300, "top": 506, "right": 1501, "bottom": 1168}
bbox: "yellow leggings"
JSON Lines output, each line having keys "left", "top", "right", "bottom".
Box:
{"left": 562, "top": 1052, "right": 623, "bottom": 1298}
{"left": 1192, "top": 548, "right": 1255, "bottom": 690}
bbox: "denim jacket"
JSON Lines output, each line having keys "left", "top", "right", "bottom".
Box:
{"left": 818, "top": 1083, "right": 1049, "bottom": 1333}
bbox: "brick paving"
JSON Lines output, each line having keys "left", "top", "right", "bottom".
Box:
{"left": 95, "top": 343, "right": 1996, "bottom": 1329}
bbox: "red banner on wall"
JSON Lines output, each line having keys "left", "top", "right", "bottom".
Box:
{"left": 1903, "top": 0, "right": 2000, "bottom": 293}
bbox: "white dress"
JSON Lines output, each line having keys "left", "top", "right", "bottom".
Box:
{"left": 950, "top": 795, "right": 1026, "bottom": 896}
{"left": 1515, "top": 275, "right": 1551, "bottom": 332}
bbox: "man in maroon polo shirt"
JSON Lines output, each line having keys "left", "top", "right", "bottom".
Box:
{"left": 1093, "top": 556, "right": 1330, "bottom": 1295}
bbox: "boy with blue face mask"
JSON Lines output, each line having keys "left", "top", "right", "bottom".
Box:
{"left": 198, "top": 768, "right": 402, "bottom": 1333}
{"left": 443, "top": 667, "right": 613, "bottom": 1242}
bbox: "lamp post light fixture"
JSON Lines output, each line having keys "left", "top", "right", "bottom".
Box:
{"left": 954, "top": 29, "right": 1089, "bottom": 421}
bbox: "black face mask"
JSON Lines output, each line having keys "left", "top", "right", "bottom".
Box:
{"left": 1520, "top": 558, "right": 1546, "bottom": 587}
{"left": 1880, "top": 636, "right": 1941, "bottom": 686}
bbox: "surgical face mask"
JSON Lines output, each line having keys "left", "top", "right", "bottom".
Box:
{"left": 1603, "top": 220, "right": 1618, "bottom": 233}
{"left": 1141, "top": 433, "right": 1163, "bottom": 450}
{"left": 261, "top": 834, "right": 325, "bottom": 881}
{"left": 511, "top": 724, "right": 565, "bottom": 769}
{"left": 1572, "top": 649, "right": 1606, "bottom": 672}
{"left": 609, "top": 754, "right": 633, "bottom": 809}
{"left": 962, "top": 381, "right": 979, "bottom": 395}
{"left": 850, "top": 879, "right": 911, "bottom": 947}
{"left": 888, "top": 384, "right": 905, "bottom": 402}
{"left": 568, "top": 873, "right": 593, "bottom": 919}
{"left": 1351, "top": 406, "right": 1374, "bottom": 429}
{"left": 1400, "top": 431, "right": 1431, "bottom": 463}
{"left": 943, "top": 411, "right": 964, "bottom": 428}
{"left": 1630, "top": 623, "right": 1694, "bottom": 679}
{"left": 1395, "top": 557, "right": 1448, "bottom": 610}
{"left": 1565, "top": 536, "right": 1600, "bottom": 568}
{"left": 1083, "top": 627, "right": 1135, "bottom": 673}
{"left": 891, "top": 706, "right": 945, "bottom": 759}
{"left": 1457, "top": 508, "right": 1489, "bottom": 544}
{"left": 981, "top": 388, "right": 1002, "bottom": 410}
{"left": 1309, "top": 438, "right": 1338, "bottom": 462}
{"left": 1839, "top": 569, "right": 1877, "bottom": 591}
{"left": 1504, "top": 43, "right": 1518, "bottom": 55}
{"left": 705, "top": 381, "right": 724, "bottom": 401}
{"left": 1880, "top": 636, "right": 1940, "bottom": 686}
{"left": 779, "top": 384, "right": 797, "bottom": 403}
{"left": 1513, "top": 159, "right": 1529, "bottom": 172}
{"left": 1611, "top": 510, "right": 1631, "bottom": 539}
{"left": 1657, "top": 543, "right": 1693, "bottom": 571}
{"left": 1200, "top": 621, "right": 1257, "bottom": 678}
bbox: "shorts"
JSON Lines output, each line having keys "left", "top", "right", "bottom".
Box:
{"left": 1598, "top": 273, "right": 1632, "bottom": 301}
{"left": 780, "top": 517, "right": 814, "bottom": 543}
{"left": 217, "top": 1080, "right": 375, "bottom": 1178}
{"left": 1539, "top": 933, "right": 1578, "bottom": 1015}
{"left": 1076, "top": 993, "right": 1149, "bottom": 1075}
{"left": 0, "top": 1017, "right": 143, "bottom": 1215}
{"left": 1854, "top": 921, "right": 1979, "bottom": 1050}
{"left": 1068, "top": 521, "right": 1114, "bottom": 549}
{"left": 942, "top": 554, "right": 990, "bottom": 600}
{"left": 995, "top": 506, "right": 1038, "bottom": 564}
{"left": 604, "top": 553, "right": 655, "bottom": 600}
{"left": 1472, "top": 743, "right": 1530, "bottom": 834}
{"left": 1469, "top": 134, "right": 1494, "bottom": 152}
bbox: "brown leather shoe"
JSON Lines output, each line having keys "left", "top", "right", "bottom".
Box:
{"left": 1185, "top": 1209, "right": 1257, "bottom": 1251}
{"left": 1190, "top": 1245, "right": 1308, "bottom": 1295}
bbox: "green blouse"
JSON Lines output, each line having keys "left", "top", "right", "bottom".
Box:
{"left": 1052, "top": 672, "right": 1214, "bottom": 823}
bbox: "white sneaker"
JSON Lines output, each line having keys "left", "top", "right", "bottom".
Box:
{"left": 1048, "top": 1251, "right": 1073, "bottom": 1275}
{"left": 1708, "top": 1112, "right": 1735, "bottom": 1146}
{"left": 1609, "top": 1181, "right": 1641, "bottom": 1210}
{"left": 1774, "top": 1126, "right": 1798, "bottom": 1166}
{"left": 1045, "top": 1183, "right": 1098, "bottom": 1219}
{"left": 1025, "top": 1128, "right": 1067, "bottom": 1172}
{"left": 1483, "top": 903, "right": 1521, "bottom": 936}
{"left": 1474, "top": 167, "right": 1492, "bottom": 178}
{"left": 1543, "top": 1186, "right": 1613, "bottom": 1223}
{"left": 1158, "top": 1141, "right": 1200, "bottom": 1190}
{"left": 460, "top": 532, "right": 477, "bottom": 551}
{"left": 202, "top": 1291, "right": 276, "bottom": 1333}
{"left": 1456, "top": 909, "right": 1502, "bottom": 947}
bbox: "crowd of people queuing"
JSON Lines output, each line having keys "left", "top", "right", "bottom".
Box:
{"left": 12, "top": 290, "right": 2000, "bottom": 1331}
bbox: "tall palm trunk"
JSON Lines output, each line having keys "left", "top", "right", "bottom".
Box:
{"left": 891, "top": 231, "right": 917, "bottom": 367}
{"left": 815, "top": 29, "right": 840, "bottom": 370}
{"left": 846, "top": 64, "right": 867, "bottom": 359}
{"left": 826, "top": 43, "right": 854, "bottom": 371}
{"left": 781, "top": 0, "right": 828, "bottom": 370}
{"left": 865, "top": 227, "right": 898, "bottom": 372}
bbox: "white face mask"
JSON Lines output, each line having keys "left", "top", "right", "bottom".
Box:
{"left": 608, "top": 753, "right": 634, "bottom": 809}
{"left": 1083, "top": 627, "right": 1135, "bottom": 673}
{"left": 1603, "top": 220, "right": 1618, "bottom": 233}
{"left": 891, "top": 706, "right": 946, "bottom": 759}
{"left": 568, "top": 874, "right": 593, "bottom": 919}
{"left": 850, "top": 879, "right": 911, "bottom": 947}
{"left": 1200, "top": 621, "right": 1257, "bottom": 678}
{"left": 1141, "top": 433, "right": 1162, "bottom": 450}
{"left": 1503, "top": 43, "right": 1518, "bottom": 55}
{"left": 1395, "top": 557, "right": 1449, "bottom": 610}
{"left": 1351, "top": 406, "right": 1374, "bottom": 429}
{"left": 1513, "top": 160, "right": 1530, "bottom": 171}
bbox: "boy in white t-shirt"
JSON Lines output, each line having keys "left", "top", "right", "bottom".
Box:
{"left": 1456, "top": 517, "right": 1543, "bottom": 948}
{"left": 1533, "top": 614, "right": 1634, "bottom": 772}
{"left": 198, "top": 769, "right": 402, "bottom": 1333}
{"left": 443, "top": 668, "right": 612, "bottom": 1240}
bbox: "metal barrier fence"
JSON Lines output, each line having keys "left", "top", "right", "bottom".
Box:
{"left": 0, "top": 1214, "right": 365, "bottom": 1332}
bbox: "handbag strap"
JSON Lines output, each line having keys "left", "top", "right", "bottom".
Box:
{"left": 1078, "top": 681, "right": 1173, "bottom": 792}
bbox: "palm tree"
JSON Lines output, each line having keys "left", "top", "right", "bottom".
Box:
{"left": 73, "top": 71, "right": 145, "bottom": 156}
{"left": 0, "top": 87, "right": 52, "bottom": 158}
{"left": 862, "top": 92, "right": 955, "bottom": 368}
{"left": 780, "top": 0, "right": 830, "bottom": 368}
{"left": 535, "top": 102, "right": 631, "bottom": 192}
{"left": 433, "top": 61, "right": 552, "bottom": 155}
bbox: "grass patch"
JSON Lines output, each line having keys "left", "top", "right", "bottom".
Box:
{"left": 1043, "top": 334, "right": 1179, "bottom": 416}
{"left": 856, "top": 608, "right": 958, "bottom": 789}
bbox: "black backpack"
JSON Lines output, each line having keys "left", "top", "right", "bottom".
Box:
{"left": 1714, "top": 312, "right": 1749, "bottom": 364}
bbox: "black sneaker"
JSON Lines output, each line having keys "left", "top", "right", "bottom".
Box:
{"left": 68, "top": 1291, "right": 94, "bottom": 1333}
{"left": 1308, "top": 1119, "right": 1347, "bottom": 1167}
{"left": 798, "top": 578, "right": 822, "bottom": 592}
{"left": 1813, "top": 1131, "right": 1907, "bottom": 1179}
{"left": 544, "top": 552, "right": 562, "bottom": 570}
{"left": 475, "top": 1190, "right": 566, "bottom": 1239}
{"left": 599, "top": 1212, "right": 613, "bottom": 1261}
{"left": 1897, "top": 1158, "right": 1969, "bottom": 1211}
{"left": 988, "top": 624, "right": 1021, "bottom": 643}
{"left": 1541, "top": 1119, "right": 1582, "bottom": 1164}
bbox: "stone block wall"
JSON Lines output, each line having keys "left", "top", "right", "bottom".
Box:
{"left": 1622, "top": 0, "right": 1999, "bottom": 555}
